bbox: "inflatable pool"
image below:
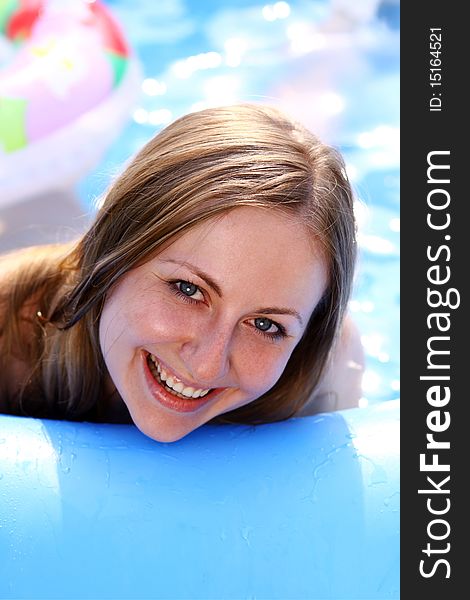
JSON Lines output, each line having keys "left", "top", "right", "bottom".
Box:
{"left": 0, "top": 0, "right": 141, "bottom": 208}
{"left": 0, "top": 400, "right": 399, "bottom": 599}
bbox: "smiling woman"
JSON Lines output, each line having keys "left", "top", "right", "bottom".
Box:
{"left": 0, "top": 104, "right": 363, "bottom": 442}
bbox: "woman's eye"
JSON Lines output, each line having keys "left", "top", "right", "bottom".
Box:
{"left": 178, "top": 281, "right": 199, "bottom": 297}
{"left": 254, "top": 317, "right": 274, "bottom": 332}
{"left": 252, "top": 317, "right": 286, "bottom": 340}
{"left": 171, "top": 280, "right": 204, "bottom": 303}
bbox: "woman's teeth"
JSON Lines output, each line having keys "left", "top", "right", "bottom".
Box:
{"left": 148, "top": 354, "right": 211, "bottom": 399}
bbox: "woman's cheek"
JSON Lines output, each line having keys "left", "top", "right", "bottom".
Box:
{"left": 126, "top": 298, "right": 201, "bottom": 343}
{"left": 235, "top": 342, "right": 290, "bottom": 395}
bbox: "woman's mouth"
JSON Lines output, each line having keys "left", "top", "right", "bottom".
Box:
{"left": 142, "top": 352, "right": 220, "bottom": 413}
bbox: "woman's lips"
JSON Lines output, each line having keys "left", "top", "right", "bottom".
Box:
{"left": 141, "top": 351, "right": 223, "bottom": 414}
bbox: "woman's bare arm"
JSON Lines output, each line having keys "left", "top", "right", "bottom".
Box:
{"left": 298, "top": 314, "right": 365, "bottom": 416}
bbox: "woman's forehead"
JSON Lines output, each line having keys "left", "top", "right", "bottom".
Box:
{"left": 161, "top": 206, "right": 318, "bottom": 255}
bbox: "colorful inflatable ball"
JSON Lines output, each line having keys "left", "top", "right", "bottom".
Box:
{"left": 0, "top": 0, "right": 141, "bottom": 208}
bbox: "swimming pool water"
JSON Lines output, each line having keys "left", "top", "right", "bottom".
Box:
{"left": 78, "top": 0, "right": 400, "bottom": 406}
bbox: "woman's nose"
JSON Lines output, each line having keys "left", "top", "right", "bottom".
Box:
{"left": 179, "top": 324, "right": 233, "bottom": 386}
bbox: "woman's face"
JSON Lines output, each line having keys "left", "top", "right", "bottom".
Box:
{"left": 99, "top": 207, "right": 328, "bottom": 442}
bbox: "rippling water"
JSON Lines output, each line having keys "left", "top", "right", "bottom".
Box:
{"left": 78, "top": 0, "right": 400, "bottom": 406}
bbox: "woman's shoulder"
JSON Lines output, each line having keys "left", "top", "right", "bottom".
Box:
{"left": 0, "top": 242, "right": 77, "bottom": 309}
{"left": 0, "top": 243, "right": 75, "bottom": 411}
{"left": 0, "top": 246, "right": 30, "bottom": 285}
{"left": 0, "top": 242, "right": 75, "bottom": 280}
{"left": 298, "top": 314, "right": 365, "bottom": 416}
{"left": 0, "top": 241, "right": 76, "bottom": 349}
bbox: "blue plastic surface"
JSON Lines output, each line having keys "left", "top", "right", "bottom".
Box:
{"left": 0, "top": 401, "right": 399, "bottom": 599}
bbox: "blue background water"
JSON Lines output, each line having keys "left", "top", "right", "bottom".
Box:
{"left": 78, "top": 0, "right": 400, "bottom": 407}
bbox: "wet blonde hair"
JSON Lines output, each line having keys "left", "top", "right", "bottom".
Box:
{"left": 0, "top": 104, "right": 356, "bottom": 424}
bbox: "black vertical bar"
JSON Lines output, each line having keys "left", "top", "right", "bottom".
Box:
{"left": 401, "top": 2, "right": 465, "bottom": 598}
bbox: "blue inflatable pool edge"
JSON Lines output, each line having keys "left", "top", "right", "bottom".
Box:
{"left": 0, "top": 401, "right": 399, "bottom": 600}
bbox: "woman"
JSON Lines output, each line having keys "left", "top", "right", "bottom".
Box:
{"left": 0, "top": 104, "right": 364, "bottom": 442}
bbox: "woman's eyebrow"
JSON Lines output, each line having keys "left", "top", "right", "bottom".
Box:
{"left": 254, "top": 307, "right": 304, "bottom": 327}
{"left": 160, "top": 258, "right": 304, "bottom": 326}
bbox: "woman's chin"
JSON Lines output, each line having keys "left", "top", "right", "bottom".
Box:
{"left": 146, "top": 428, "right": 191, "bottom": 443}
{"left": 131, "top": 412, "right": 199, "bottom": 443}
